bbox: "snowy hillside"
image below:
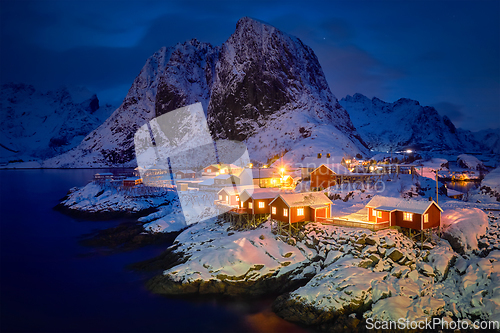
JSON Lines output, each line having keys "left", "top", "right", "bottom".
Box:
{"left": 0, "top": 83, "right": 114, "bottom": 162}
{"left": 339, "top": 93, "right": 481, "bottom": 153}
{"left": 46, "top": 17, "right": 368, "bottom": 168}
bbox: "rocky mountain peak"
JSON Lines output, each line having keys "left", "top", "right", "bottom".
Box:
{"left": 45, "top": 17, "right": 369, "bottom": 167}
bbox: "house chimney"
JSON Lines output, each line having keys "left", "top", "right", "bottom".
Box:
{"left": 317, "top": 153, "right": 322, "bottom": 158}
{"left": 429, "top": 196, "right": 433, "bottom": 201}
{"left": 326, "top": 153, "right": 331, "bottom": 158}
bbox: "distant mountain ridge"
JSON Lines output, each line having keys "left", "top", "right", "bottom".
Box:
{"left": 0, "top": 83, "right": 114, "bottom": 162}
{"left": 339, "top": 93, "right": 482, "bottom": 153}
{"left": 473, "top": 128, "right": 500, "bottom": 155}
{"left": 45, "top": 17, "right": 369, "bottom": 168}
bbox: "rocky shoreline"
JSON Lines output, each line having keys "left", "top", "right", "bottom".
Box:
{"left": 79, "top": 221, "right": 185, "bottom": 251}
{"left": 55, "top": 181, "right": 176, "bottom": 220}
{"left": 139, "top": 210, "right": 500, "bottom": 331}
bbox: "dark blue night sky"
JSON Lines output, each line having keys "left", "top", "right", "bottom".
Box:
{"left": 1, "top": 0, "right": 498, "bottom": 131}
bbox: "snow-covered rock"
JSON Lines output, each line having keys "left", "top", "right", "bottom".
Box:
{"left": 58, "top": 181, "right": 176, "bottom": 217}
{"left": 273, "top": 256, "right": 387, "bottom": 325}
{"left": 441, "top": 208, "right": 489, "bottom": 254}
{"left": 147, "top": 219, "right": 315, "bottom": 296}
{"left": 477, "top": 167, "right": 500, "bottom": 202}
{"left": 457, "top": 154, "right": 485, "bottom": 171}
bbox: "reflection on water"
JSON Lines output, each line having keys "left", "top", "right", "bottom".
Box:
{"left": 445, "top": 180, "right": 480, "bottom": 193}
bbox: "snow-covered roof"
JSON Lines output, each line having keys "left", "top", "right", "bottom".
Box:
{"left": 124, "top": 177, "right": 141, "bottom": 181}
{"left": 312, "top": 163, "right": 351, "bottom": 175}
{"left": 271, "top": 192, "right": 332, "bottom": 208}
{"left": 240, "top": 188, "right": 281, "bottom": 201}
{"left": 366, "top": 195, "right": 442, "bottom": 214}
{"left": 218, "top": 185, "right": 255, "bottom": 196}
{"left": 175, "top": 169, "right": 196, "bottom": 174}
{"left": 204, "top": 164, "right": 221, "bottom": 170}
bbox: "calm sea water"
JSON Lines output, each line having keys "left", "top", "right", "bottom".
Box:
{"left": 0, "top": 169, "right": 304, "bottom": 333}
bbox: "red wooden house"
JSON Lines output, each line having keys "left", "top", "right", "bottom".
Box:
{"left": 365, "top": 196, "right": 442, "bottom": 230}
{"left": 123, "top": 177, "right": 143, "bottom": 187}
{"left": 310, "top": 163, "right": 351, "bottom": 190}
{"left": 202, "top": 164, "right": 222, "bottom": 176}
{"left": 175, "top": 170, "right": 196, "bottom": 179}
{"left": 269, "top": 192, "right": 332, "bottom": 224}
{"left": 238, "top": 188, "right": 282, "bottom": 215}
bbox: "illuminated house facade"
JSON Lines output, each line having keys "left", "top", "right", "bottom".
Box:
{"left": 269, "top": 192, "right": 332, "bottom": 224}
{"left": 365, "top": 196, "right": 442, "bottom": 230}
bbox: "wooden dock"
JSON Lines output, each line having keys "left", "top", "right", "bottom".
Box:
{"left": 322, "top": 217, "right": 390, "bottom": 231}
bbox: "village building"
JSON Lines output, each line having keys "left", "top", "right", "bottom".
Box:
{"left": 310, "top": 163, "right": 351, "bottom": 190}
{"left": 202, "top": 163, "right": 243, "bottom": 177}
{"left": 94, "top": 172, "right": 113, "bottom": 181}
{"left": 269, "top": 192, "right": 332, "bottom": 224}
{"left": 174, "top": 170, "right": 196, "bottom": 179}
{"left": 295, "top": 153, "right": 351, "bottom": 179}
{"left": 238, "top": 168, "right": 296, "bottom": 188}
{"left": 365, "top": 196, "right": 442, "bottom": 230}
{"left": 325, "top": 196, "right": 442, "bottom": 235}
{"left": 238, "top": 188, "right": 282, "bottom": 215}
{"left": 215, "top": 185, "right": 255, "bottom": 207}
{"left": 213, "top": 174, "right": 241, "bottom": 186}
{"left": 219, "top": 163, "right": 243, "bottom": 175}
{"left": 202, "top": 164, "right": 222, "bottom": 176}
{"left": 123, "top": 177, "right": 143, "bottom": 187}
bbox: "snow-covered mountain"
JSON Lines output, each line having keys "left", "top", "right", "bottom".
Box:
{"left": 45, "top": 17, "right": 368, "bottom": 168}
{"left": 204, "top": 18, "right": 368, "bottom": 163}
{"left": 473, "top": 128, "right": 500, "bottom": 155}
{"left": 339, "top": 93, "right": 481, "bottom": 153}
{"left": 0, "top": 83, "right": 114, "bottom": 162}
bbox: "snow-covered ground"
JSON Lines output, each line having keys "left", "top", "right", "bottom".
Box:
{"left": 141, "top": 190, "right": 220, "bottom": 233}
{"left": 60, "top": 181, "right": 176, "bottom": 216}
{"left": 142, "top": 170, "right": 500, "bottom": 328}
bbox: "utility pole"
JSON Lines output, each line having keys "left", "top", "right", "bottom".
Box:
{"left": 435, "top": 170, "right": 439, "bottom": 204}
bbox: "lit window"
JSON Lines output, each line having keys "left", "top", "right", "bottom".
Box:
{"left": 207, "top": 168, "right": 211, "bottom": 173}
{"left": 424, "top": 214, "right": 429, "bottom": 223}
{"left": 249, "top": 202, "right": 253, "bottom": 209}
{"left": 403, "top": 212, "right": 413, "bottom": 221}
{"left": 236, "top": 196, "right": 239, "bottom": 202}
{"left": 283, "top": 208, "right": 288, "bottom": 217}
{"left": 372, "top": 209, "right": 376, "bottom": 217}
{"left": 297, "top": 208, "right": 304, "bottom": 216}
{"left": 219, "top": 195, "right": 222, "bottom": 201}
{"left": 241, "top": 201, "right": 244, "bottom": 208}
{"left": 221, "top": 169, "right": 226, "bottom": 174}
{"left": 377, "top": 211, "right": 382, "bottom": 218}
{"left": 258, "top": 202, "right": 265, "bottom": 208}
{"left": 272, "top": 206, "right": 276, "bottom": 214}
